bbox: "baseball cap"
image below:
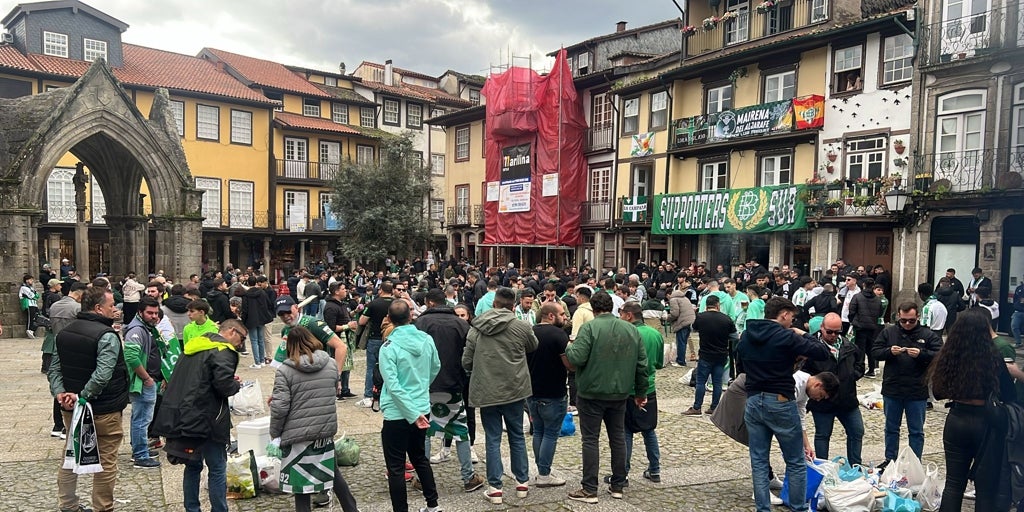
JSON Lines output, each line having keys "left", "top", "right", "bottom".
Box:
{"left": 275, "top": 296, "right": 296, "bottom": 314}
{"left": 47, "top": 278, "right": 62, "bottom": 288}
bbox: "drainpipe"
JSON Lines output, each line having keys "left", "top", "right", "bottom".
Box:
{"left": 671, "top": 0, "right": 686, "bottom": 65}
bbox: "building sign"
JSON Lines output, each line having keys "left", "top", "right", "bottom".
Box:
{"left": 672, "top": 115, "right": 710, "bottom": 147}
{"left": 793, "top": 95, "right": 825, "bottom": 130}
{"left": 652, "top": 184, "right": 807, "bottom": 235}
{"left": 631, "top": 132, "right": 655, "bottom": 157}
{"left": 542, "top": 173, "right": 558, "bottom": 197}
{"left": 499, "top": 143, "right": 531, "bottom": 213}
{"left": 709, "top": 99, "right": 794, "bottom": 142}
{"left": 622, "top": 196, "right": 648, "bottom": 222}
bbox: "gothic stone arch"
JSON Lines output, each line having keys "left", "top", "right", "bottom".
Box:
{"left": 0, "top": 59, "right": 203, "bottom": 337}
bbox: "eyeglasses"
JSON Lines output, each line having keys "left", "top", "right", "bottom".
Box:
{"left": 898, "top": 318, "right": 918, "bottom": 324}
{"left": 231, "top": 328, "right": 247, "bottom": 342}
{"left": 395, "top": 288, "right": 406, "bottom": 292}
{"left": 823, "top": 329, "right": 842, "bottom": 335}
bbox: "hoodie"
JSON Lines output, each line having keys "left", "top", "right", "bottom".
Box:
{"left": 270, "top": 350, "right": 339, "bottom": 445}
{"left": 241, "top": 286, "right": 274, "bottom": 328}
{"left": 207, "top": 289, "right": 231, "bottom": 323}
{"left": 462, "top": 307, "right": 539, "bottom": 408}
{"left": 735, "top": 319, "right": 830, "bottom": 400}
{"left": 162, "top": 295, "right": 191, "bottom": 341}
{"left": 379, "top": 324, "right": 440, "bottom": 423}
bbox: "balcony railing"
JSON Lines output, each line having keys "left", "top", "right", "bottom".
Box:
{"left": 447, "top": 205, "right": 470, "bottom": 227}
{"left": 584, "top": 125, "right": 614, "bottom": 153}
{"left": 581, "top": 200, "right": 611, "bottom": 225}
{"left": 909, "top": 149, "right": 1024, "bottom": 193}
{"left": 669, "top": 95, "right": 824, "bottom": 151}
{"left": 617, "top": 196, "right": 653, "bottom": 225}
{"left": 684, "top": 0, "right": 826, "bottom": 59}
{"left": 275, "top": 159, "right": 341, "bottom": 182}
{"left": 803, "top": 182, "right": 890, "bottom": 218}
{"left": 472, "top": 204, "right": 485, "bottom": 226}
{"left": 919, "top": 4, "right": 1024, "bottom": 66}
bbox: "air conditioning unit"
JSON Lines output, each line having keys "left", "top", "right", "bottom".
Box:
{"left": 1, "top": 32, "right": 13, "bottom": 44}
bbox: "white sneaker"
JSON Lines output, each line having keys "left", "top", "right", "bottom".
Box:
{"left": 354, "top": 397, "right": 373, "bottom": 408}
{"left": 535, "top": 473, "right": 566, "bottom": 487}
{"left": 752, "top": 492, "right": 785, "bottom": 506}
{"left": 430, "top": 449, "right": 450, "bottom": 464}
{"left": 484, "top": 486, "right": 502, "bottom": 504}
{"left": 515, "top": 481, "right": 529, "bottom": 498}
{"left": 26, "top": 330, "right": 36, "bottom": 339}
{"left": 769, "top": 476, "right": 784, "bottom": 490}
{"left": 249, "top": 363, "right": 262, "bottom": 369}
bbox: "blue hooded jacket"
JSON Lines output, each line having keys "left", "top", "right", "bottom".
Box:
{"left": 380, "top": 325, "right": 441, "bottom": 423}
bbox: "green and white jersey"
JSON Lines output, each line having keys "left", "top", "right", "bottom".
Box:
{"left": 271, "top": 314, "right": 337, "bottom": 368}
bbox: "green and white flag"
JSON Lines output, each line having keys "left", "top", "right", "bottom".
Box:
{"left": 280, "top": 438, "right": 336, "bottom": 494}
{"left": 622, "top": 196, "right": 648, "bottom": 222}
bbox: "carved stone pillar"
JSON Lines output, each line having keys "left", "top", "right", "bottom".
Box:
{"left": 0, "top": 205, "right": 43, "bottom": 337}
{"left": 263, "top": 238, "right": 272, "bottom": 283}
{"left": 48, "top": 232, "right": 62, "bottom": 270}
{"left": 299, "top": 240, "right": 307, "bottom": 271}
{"left": 222, "top": 237, "right": 232, "bottom": 272}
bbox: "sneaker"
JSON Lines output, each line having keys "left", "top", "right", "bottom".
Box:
{"left": 419, "top": 507, "right": 443, "bottom": 512}
{"left": 567, "top": 405, "right": 578, "bottom": 416}
{"left": 249, "top": 363, "right": 262, "bottom": 369}
{"left": 354, "top": 397, "right": 373, "bottom": 408}
{"left": 484, "top": 486, "right": 503, "bottom": 504}
{"left": 864, "top": 370, "right": 876, "bottom": 378}
{"left": 148, "top": 438, "right": 163, "bottom": 449}
{"left": 534, "top": 473, "right": 566, "bottom": 487}
{"left": 132, "top": 457, "right": 161, "bottom": 469}
{"left": 130, "top": 450, "right": 160, "bottom": 461}
{"left": 642, "top": 470, "right": 661, "bottom": 483}
{"left": 567, "top": 488, "right": 598, "bottom": 504}
{"left": 669, "top": 361, "right": 685, "bottom": 367}
{"left": 681, "top": 407, "right": 702, "bottom": 416}
{"left": 239, "top": 350, "right": 249, "bottom": 356}
{"left": 60, "top": 429, "right": 67, "bottom": 440}
{"left": 751, "top": 492, "right": 784, "bottom": 505}
{"left": 26, "top": 330, "right": 36, "bottom": 339}
{"left": 430, "top": 449, "right": 451, "bottom": 464}
{"left": 463, "top": 473, "right": 485, "bottom": 492}
{"left": 59, "top": 505, "right": 93, "bottom": 512}
{"left": 336, "top": 394, "right": 346, "bottom": 402}
{"left": 516, "top": 481, "right": 529, "bottom": 498}
{"left": 608, "top": 486, "right": 624, "bottom": 499}
{"left": 340, "top": 391, "right": 357, "bottom": 398}
{"left": 50, "top": 429, "right": 63, "bottom": 438}
{"left": 602, "top": 475, "right": 629, "bottom": 487}
{"left": 704, "top": 408, "right": 716, "bottom": 415}
{"left": 769, "top": 476, "right": 784, "bottom": 490}
{"left": 312, "top": 490, "right": 330, "bottom": 507}
{"left": 876, "top": 459, "right": 891, "bottom": 472}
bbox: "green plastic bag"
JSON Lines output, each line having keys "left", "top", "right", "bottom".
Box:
{"left": 335, "top": 435, "right": 360, "bottom": 466}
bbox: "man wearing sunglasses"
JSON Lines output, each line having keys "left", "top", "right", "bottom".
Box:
{"left": 803, "top": 313, "right": 866, "bottom": 465}
{"left": 870, "top": 302, "right": 943, "bottom": 467}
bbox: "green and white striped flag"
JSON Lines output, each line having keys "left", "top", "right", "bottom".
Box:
{"left": 280, "top": 438, "right": 336, "bottom": 494}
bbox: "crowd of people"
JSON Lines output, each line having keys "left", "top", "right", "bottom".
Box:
{"left": 23, "top": 254, "right": 1024, "bottom": 512}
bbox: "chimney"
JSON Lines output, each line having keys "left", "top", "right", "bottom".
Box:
{"left": 339, "top": 62, "right": 346, "bottom": 75}
{"left": 616, "top": 21, "right": 627, "bottom": 32}
{"left": 384, "top": 59, "right": 393, "bottom": 86}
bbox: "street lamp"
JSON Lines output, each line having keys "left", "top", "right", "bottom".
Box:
{"left": 884, "top": 187, "right": 911, "bottom": 214}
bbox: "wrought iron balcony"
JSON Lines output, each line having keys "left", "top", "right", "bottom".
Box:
{"left": 683, "top": 0, "right": 826, "bottom": 59}
{"left": 447, "top": 205, "right": 470, "bottom": 227}
{"left": 472, "top": 204, "right": 485, "bottom": 226}
{"left": 584, "top": 124, "right": 614, "bottom": 153}
{"left": 580, "top": 200, "right": 611, "bottom": 225}
{"left": 275, "top": 159, "right": 341, "bottom": 182}
{"left": 919, "top": 4, "right": 1024, "bottom": 67}
{"left": 909, "top": 149, "right": 1024, "bottom": 193}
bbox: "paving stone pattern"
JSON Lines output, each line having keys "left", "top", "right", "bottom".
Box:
{"left": 1, "top": 329, "right": 996, "bottom": 511}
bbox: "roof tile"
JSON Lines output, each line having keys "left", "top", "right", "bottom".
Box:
{"left": 204, "top": 48, "right": 332, "bottom": 99}
{"left": 273, "top": 111, "right": 367, "bottom": 136}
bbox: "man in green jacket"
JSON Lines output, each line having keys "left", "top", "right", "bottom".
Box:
{"left": 182, "top": 300, "right": 218, "bottom": 347}
{"left": 122, "top": 296, "right": 165, "bottom": 469}
{"left": 565, "top": 291, "right": 649, "bottom": 504}
{"left": 619, "top": 302, "right": 664, "bottom": 484}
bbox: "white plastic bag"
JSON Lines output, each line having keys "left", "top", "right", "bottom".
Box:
{"left": 918, "top": 462, "right": 943, "bottom": 511}
{"left": 822, "top": 477, "right": 875, "bottom": 512}
{"left": 679, "top": 368, "right": 695, "bottom": 385}
{"left": 663, "top": 343, "right": 676, "bottom": 365}
{"left": 230, "top": 380, "right": 265, "bottom": 416}
{"left": 880, "top": 445, "right": 927, "bottom": 494}
{"left": 254, "top": 455, "right": 282, "bottom": 494}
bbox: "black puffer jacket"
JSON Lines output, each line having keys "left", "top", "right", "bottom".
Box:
{"left": 870, "top": 324, "right": 942, "bottom": 400}
{"left": 152, "top": 333, "right": 240, "bottom": 444}
{"left": 415, "top": 307, "right": 469, "bottom": 393}
{"left": 241, "top": 286, "right": 274, "bottom": 328}
{"left": 805, "top": 334, "right": 864, "bottom": 414}
{"left": 848, "top": 292, "right": 883, "bottom": 329}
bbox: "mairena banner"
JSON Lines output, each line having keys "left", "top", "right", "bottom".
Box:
{"left": 709, "top": 99, "right": 794, "bottom": 142}
{"left": 652, "top": 184, "right": 808, "bottom": 235}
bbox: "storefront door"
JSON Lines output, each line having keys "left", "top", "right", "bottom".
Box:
{"left": 842, "top": 229, "right": 895, "bottom": 275}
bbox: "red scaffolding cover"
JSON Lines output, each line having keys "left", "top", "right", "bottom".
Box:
{"left": 481, "top": 49, "right": 587, "bottom": 247}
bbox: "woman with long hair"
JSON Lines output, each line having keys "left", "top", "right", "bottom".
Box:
{"left": 270, "top": 326, "right": 359, "bottom": 512}
{"left": 929, "top": 307, "right": 1014, "bottom": 511}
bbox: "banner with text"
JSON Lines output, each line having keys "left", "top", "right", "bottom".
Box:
{"left": 499, "top": 143, "right": 532, "bottom": 213}
{"left": 652, "top": 184, "right": 807, "bottom": 235}
{"left": 709, "top": 99, "right": 794, "bottom": 142}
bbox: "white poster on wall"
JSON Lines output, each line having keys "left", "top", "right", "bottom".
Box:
{"left": 499, "top": 182, "right": 531, "bottom": 213}
{"left": 486, "top": 181, "right": 499, "bottom": 202}
{"left": 542, "top": 173, "right": 558, "bottom": 197}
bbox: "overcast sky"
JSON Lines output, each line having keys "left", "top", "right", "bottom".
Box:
{"left": 41, "top": 0, "right": 680, "bottom": 76}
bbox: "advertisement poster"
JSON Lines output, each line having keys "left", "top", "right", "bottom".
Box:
{"left": 652, "top": 184, "right": 807, "bottom": 235}
{"left": 486, "top": 181, "right": 499, "bottom": 202}
{"left": 542, "top": 173, "right": 559, "bottom": 197}
{"left": 499, "top": 143, "right": 531, "bottom": 213}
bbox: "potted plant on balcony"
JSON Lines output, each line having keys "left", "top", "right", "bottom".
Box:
{"left": 824, "top": 198, "right": 843, "bottom": 216}
{"left": 756, "top": 0, "right": 777, "bottom": 13}
{"left": 890, "top": 172, "right": 903, "bottom": 187}
{"left": 842, "top": 189, "right": 854, "bottom": 206}
{"left": 702, "top": 15, "right": 720, "bottom": 30}
{"left": 680, "top": 25, "right": 698, "bottom": 37}
{"left": 853, "top": 194, "right": 875, "bottom": 210}
{"left": 893, "top": 138, "right": 906, "bottom": 155}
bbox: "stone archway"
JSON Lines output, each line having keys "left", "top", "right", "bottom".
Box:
{"left": 0, "top": 59, "right": 202, "bottom": 337}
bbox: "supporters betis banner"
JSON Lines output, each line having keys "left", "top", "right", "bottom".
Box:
{"left": 652, "top": 184, "right": 807, "bottom": 235}
{"left": 622, "top": 196, "right": 648, "bottom": 222}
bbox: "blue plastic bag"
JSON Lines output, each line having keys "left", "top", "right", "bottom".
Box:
{"left": 834, "top": 455, "right": 868, "bottom": 482}
{"left": 883, "top": 489, "right": 921, "bottom": 512}
{"left": 780, "top": 459, "right": 827, "bottom": 510}
{"left": 559, "top": 414, "right": 575, "bottom": 436}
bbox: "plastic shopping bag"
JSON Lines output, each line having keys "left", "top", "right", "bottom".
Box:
{"left": 822, "top": 476, "right": 875, "bottom": 512}
{"left": 226, "top": 450, "right": 259, "bottom": 499}
{"left": 230, "top": 380, "right": 265, "bottom": 416}
{"left": 880, "top": 445, "right": 927, "bottom": 494}
{"left": 334, "top": 434, "right": 361, "bottom": 467}
{"left": 254, "top": 455, "right": 282, "bottom": 494}
{"left": 781, "top": 459, "right": 828, "bottom": 511}
{"left": 882, "top": 488, "right": 922, "bottom": 512}
{"left": 918, "top": 462, "right": 944, "bottom": 512}
{"left": 559, "top": 413, "right": 576, "bottom": 437}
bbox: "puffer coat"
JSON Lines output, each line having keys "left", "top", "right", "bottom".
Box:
{"left": 270, "top": 350, "right": 339, "bottom": 446}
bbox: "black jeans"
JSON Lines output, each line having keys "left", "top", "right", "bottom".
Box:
{"left": 577, "top": 397, "right": 627, "bottom": 493}
{"left": 382, "top": 419, "right": 438, "bottom": 512}
{"left": 939, "top": 403, "right": 1009, "bottom": 512}
{"left": 292, "top": 466, "right": 359, "bottom": 512}
{"left": 853, "top": 325, "right": 878, "bottom": 372}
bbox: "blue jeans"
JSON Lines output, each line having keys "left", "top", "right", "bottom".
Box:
{"left": 129, "top": 381, "right": 158, "bottom": 460}
{"left": 528, "top": 396, "right": 567, "bottom": 476}
{"left": 183, "top": 440, "right": 228, "bottom": 512}
{"left": 363, "top": 338, "right": 382, "bottom": 398}
{"left": 248, "top": 325, "right": 266, "bottom": 364}
{"left": 674, "top": 327, "right": 691, "bottom": 365}
{"left": 480, "top": 400, "right": 530, "bottom": 488}
{"left": 625, "top": 428, "right": 660, "bottom": 475}
{"left": 1011, "top": 311, "right": 1024, "bottom": 347}
{"left": 882, "top": 396, "right": 926, "bottom": 461}
{"left": 812, "top": 407, "right": 865, "bottom": 465}
{"left": 692, "top": 359, "right": 727, "bottom": 410}
{"left": 424, "top": 435, "right": 474, "bottom": 483}
{"left": 304, "top": 301, "right": 320, "bottom": 318}
{"left": 745, "top": 393, "right": 807, "bottom": 512}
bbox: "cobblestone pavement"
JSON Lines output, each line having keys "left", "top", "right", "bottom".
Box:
{"left": 3, "top": 326, "right": 1003, "bottom": 511}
